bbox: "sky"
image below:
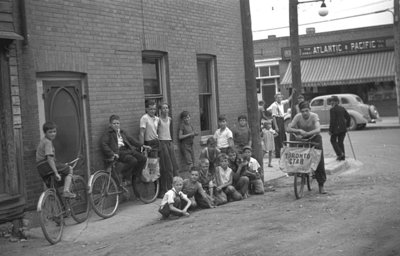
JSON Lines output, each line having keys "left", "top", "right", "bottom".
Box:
{"left": 250, "top": 0, "right": 394, "bottom": 40}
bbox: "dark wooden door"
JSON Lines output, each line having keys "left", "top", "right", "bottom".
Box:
{"left": 43, "top": 80, "right": 85, "bottom": 165}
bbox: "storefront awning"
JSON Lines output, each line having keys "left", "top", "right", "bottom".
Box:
{"left": 280, "top": 51, "right": 395, "bottom": 87}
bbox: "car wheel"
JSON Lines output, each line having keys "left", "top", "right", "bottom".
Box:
{"left": 349, "top": 116, "right": 357, "bottom": 131}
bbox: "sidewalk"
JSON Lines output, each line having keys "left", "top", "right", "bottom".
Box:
{"left": 366, "top": 116, "right": 400, "bottom": 130}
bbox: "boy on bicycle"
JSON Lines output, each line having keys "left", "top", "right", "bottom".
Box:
{"left": 36, "top": 122, "right": 76, "bottom": 198}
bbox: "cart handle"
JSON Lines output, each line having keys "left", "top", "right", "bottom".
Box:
{"left": 283, "top": 141, "right": 319, "bottom": 147}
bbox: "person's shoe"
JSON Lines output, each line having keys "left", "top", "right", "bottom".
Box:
{"left": 339, "top": 155, "right": 346, "bottom": 161}
{"left": 62, "top": 191, "right": 76, "bottom": 198}
{"left": 268, "top": 164, "right": 273, "bottom": 167}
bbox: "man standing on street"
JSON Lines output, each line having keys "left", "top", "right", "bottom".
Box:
{"left": 329, "top": 96, "right": 350, "bottom": 161}
{"left": 267, "top": 91, "right": 294, "bottom": 158}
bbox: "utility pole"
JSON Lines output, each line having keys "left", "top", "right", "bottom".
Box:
{"left": 394, "top": 0, "right": 400, "bottom": 123}
{"left": 240, "top": 0, "right": 263, "bottom": 173}
{"left": 289, "top": 0, "right": 301, "bottom": 117}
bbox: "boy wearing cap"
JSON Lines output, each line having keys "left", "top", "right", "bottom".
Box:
{"left": 241, "top": 146, "right": 265, "bottom": 194}
{"left": 329, "top": 95, "right": 350, "bottom": 161}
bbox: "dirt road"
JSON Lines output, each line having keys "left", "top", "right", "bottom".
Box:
{"left": 2, "top": 129, "right": 400, "bottom": 256}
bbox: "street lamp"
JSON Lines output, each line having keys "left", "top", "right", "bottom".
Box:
{"left": 289, "top": 0, "right": 328, "bottom": 118}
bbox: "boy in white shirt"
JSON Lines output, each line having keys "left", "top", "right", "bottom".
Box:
{"left": 241, "top": 146, "right": 265, "bottom": 195}
{"left": 213, "top": 115, "right": 234, "bottom": 154}
{"left": 159, "top": 176, "right": 191, "bottom": 219}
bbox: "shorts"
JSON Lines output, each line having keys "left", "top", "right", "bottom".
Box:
{"left": 36, "top": 161, "right": 70, "bottom": 187}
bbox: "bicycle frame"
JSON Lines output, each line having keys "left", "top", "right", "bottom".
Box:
{"left": 88, "top": 160, "right": 123, "bottom": 195}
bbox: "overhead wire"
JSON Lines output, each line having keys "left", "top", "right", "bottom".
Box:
{"left": 253, "top": 7, "right": 394, "bottom": 33}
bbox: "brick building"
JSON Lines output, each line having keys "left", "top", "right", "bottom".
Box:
{"left": 1, "top": 0, "right": 249, "bottom": 220}
{"left": 253, "top": 25, "right": 396, "bottom": 116}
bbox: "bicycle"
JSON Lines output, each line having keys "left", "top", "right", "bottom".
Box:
{"left": 36, "top": 157, "right": 90, "bottom": 244}
{"left": 281, "top": 139, "right": 320, "bottom": 199}
{"left": 88, "top": 148, "right": 160, "bottom": 219}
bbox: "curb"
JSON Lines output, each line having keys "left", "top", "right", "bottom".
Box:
{"left": 325, "top": 158, "right": 350, "bottom": 175}
{"left": 264, "top": 157, "right": 356, "bottom": 184}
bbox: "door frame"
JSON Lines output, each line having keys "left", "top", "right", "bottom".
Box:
{"left": 36, "top": 72, "right": 90, "bottom": 178}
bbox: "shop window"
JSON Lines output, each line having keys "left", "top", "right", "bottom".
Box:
{"left": 259, "top": 66, "right": 269, "bottom": 77}
{"left": 142, "top": 51, "right": 168, "bottom": 107}
{"left": 270, "top": 66, "right": 279, "bottom": 76}
{"left": 197, "top": 55, "right": 217, "bottom": 135}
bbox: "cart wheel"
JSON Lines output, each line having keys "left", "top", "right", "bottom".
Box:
{"left": 294, "top": 173, "right": 306, "bottom": 199}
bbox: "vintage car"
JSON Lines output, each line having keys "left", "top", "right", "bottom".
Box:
{"left": 308, "top": 93, "right": 380, "bottom": 130}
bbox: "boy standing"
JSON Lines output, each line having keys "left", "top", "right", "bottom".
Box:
{"left": 329, "top": 96, "right": 350, "bottom": 161}
{"left": 267, "top": 92, "right": 294, "bottom": 158}
{"left": 213, "top": 115, "right": 234, "bottom": 154}
{"left": 36, "top": 122, "right": 76, "bottom": 198}
{"left": 178, "top": 111, "right": 198, "bottom": 171}
{"left": 232, "top": 115, "right": 252, "bottom": 153}
{"left": 139, "top": 100, "right": 160, "bottom": 158}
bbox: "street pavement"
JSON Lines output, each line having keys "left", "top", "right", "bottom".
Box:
{"left": 10, "top": 116, "right": 400, "bottom": 245}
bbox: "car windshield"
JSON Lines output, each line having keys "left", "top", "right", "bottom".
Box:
{"left": 355, "top": 96, "right": 364, "bottom": 104}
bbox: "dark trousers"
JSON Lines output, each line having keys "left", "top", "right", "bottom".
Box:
{"left": 311, "top": 134, "right": 326, "bottom": 186}
{"left": 119, "top": 148, "right": 147, "bottom": 178}
{"left": 330, "top": 132, "right": 346, "bottom": 157}
{"left": 159, "top": 140, "right": 179, "bottom": 194}
{"left": 273, "top": 116, "right": 286, "bottom": 157}
{"left": 158, "top": 197, "right": 188, "bottom": 217}
{"left": 144, "top": 139, "right": 160, "bottom": 158}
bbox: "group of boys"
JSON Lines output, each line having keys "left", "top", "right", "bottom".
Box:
{"left": 159, "top": 115, "right": 265, "bottom": 219}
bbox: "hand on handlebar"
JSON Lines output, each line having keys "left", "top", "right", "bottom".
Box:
{"left": 55, "top": 173, "right": 62, "bottom": 181}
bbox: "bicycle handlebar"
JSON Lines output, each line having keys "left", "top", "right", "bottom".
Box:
{"left": 66, "top": 157, "right": 81, "bottom": 169}
{"left": 283, "top": 140, "right": 319, "bottom": 147}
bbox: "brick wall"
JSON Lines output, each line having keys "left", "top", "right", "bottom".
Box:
{"left": 18, "top": 0, "right": 247, "bottom": 208}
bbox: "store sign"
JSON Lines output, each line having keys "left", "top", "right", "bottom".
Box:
{"left": 282, "top": 37, "right": 394, "bottom": 60}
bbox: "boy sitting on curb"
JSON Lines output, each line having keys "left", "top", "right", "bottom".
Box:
{"left": 159, "top": 176, "right": 191, "bottom": 219}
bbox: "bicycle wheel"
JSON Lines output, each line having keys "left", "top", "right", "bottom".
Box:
{"left": 37, "top": 190, "right": 64, "bottom": 244}
{"left": 307, "top": 173, "right": 315, "bottom": 191}
{"left": 133, "top": 176, "right": 159, "bottom": 204}
{"left": 69, "top": 175, "right": 90, "bottom": 223}
{"left": 89, "top": 172, "right": 119, "bottom": 218}
{"left": 294, "top": 173, "right": 306, "bottom": 199}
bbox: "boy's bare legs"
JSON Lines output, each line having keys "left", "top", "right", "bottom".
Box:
{"left": 63, "top": 167, "right": 76, "bottom": 198}
{"left": 268, "top": 151, "right": 273, "bottom": 167}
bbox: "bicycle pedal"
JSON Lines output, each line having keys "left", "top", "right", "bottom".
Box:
{"left": 119, "top": 184, "right": 130, "bottom": 194}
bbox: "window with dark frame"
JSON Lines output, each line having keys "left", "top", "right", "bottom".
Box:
{"left": 142, "top": 52, "right": 167, "bottom": 108}
{"left": 197, "top": 55, "right": 216, "bottom": 135}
